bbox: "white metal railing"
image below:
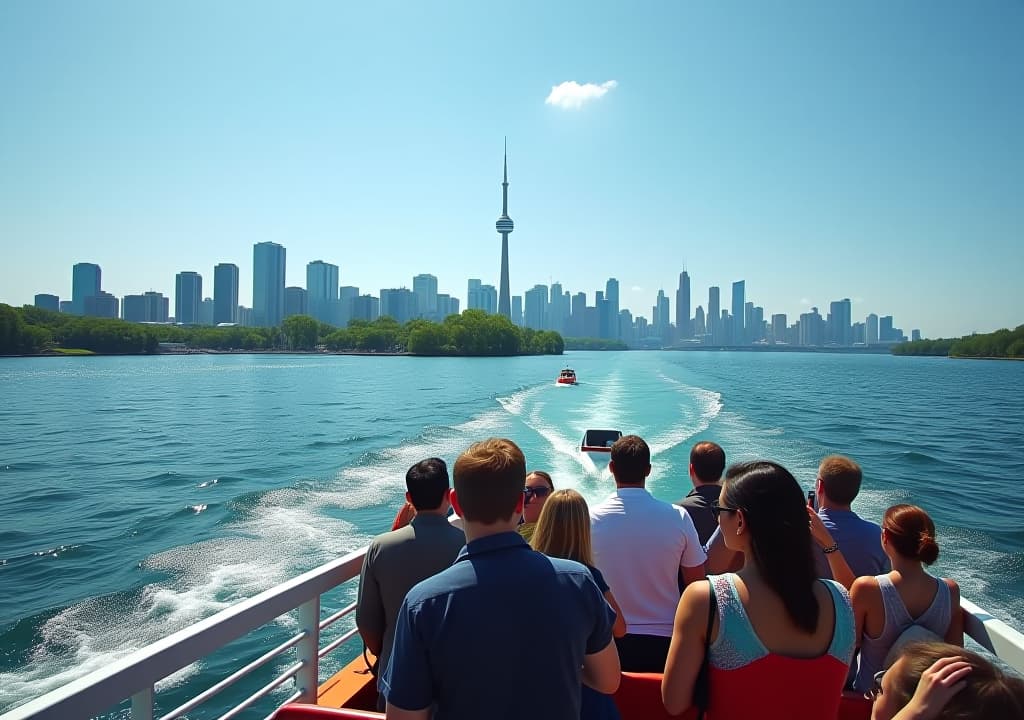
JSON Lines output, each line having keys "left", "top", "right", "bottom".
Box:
{"left": 0, "top": 545, "right": 369, "bottom": 720}
{"left": 3, "top": 537, "right": 1024, "bottom": 720}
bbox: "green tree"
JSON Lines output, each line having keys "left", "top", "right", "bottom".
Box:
{"left": 282, "top": 315, "right": 320, "bottom": 350}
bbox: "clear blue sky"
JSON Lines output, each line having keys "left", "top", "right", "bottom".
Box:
{"left": 1, "top": 1, "right": 1021, "bottom": 337}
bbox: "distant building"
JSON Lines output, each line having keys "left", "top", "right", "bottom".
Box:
{"left": 338, "top": 286, "right": 359, "bottom": 327}
{"left": 199, "top": 298, "right": 215, "bottom": 326}
{"left": 619, "top": 309, "right": 634, "bottom": 345}
{"left": 694, "top": 305, "right": 706, "bottom": 339}
{"left": 253, "top": 241, "right": 286, "bottom": 328}
{"left": 285, "top": 286, "right": 308, "bottom": 318}
{"left": 524, "top": 285, "right": 549, "bottom": 330}
{"left": 34, "top": 294, "right": 60, "bottom": 312}
{"left": 213, "top": 263, "right": 239, "bottom": 325}
{"left": 351, "top": 295, "right": 380, "bottom": 322}
{"left": 568, "top": 292, "right": 586, "bottom": 337}
{"left": 380, "top": 288, "right": 417, "bottom": 324}
{"left": 307, "top": 260, "right": 339, "bottom": 324}
{"left": 237, "top": 306, "right": 254, "bottom": 327}
{"left": 771, "top": 313, "right": 787, "bottom": 343}
{"left": 708, "top": 287, "right": 720, "bottom": 343}
{"left": 880, "top": 315, "right": 895, "bottom": 342}
{"left": 72, "top": 263, "right": 102, "bottom": 316}
{"left": 799, "top": 307, "right": 825, "bottom": 346}
{"left": 605, "top": 278, "right": 620, "bottom": 340}
{"left": 59, "top": 300, "right": 72, "bottom": 314}
{"left": 123, "top": 291, "right": 169, "bottom": 323}
{"left": 652, "top": 289, "right": 670, "bottom": 337}
{"left": 467, "top": 279, "right": 497, "bottom": 314}
{"left": 852, "top": 322, "right": 866, "bottom": 345}
{"left": 436, "top": 294, "right": 459, "bottom": 320}
{"left": 413, "top": 274, "right": 438, "bottom": 320}
{"left": 829, "top": 298, "right": 852, "bottom": 346}
{"left": 84, "top": 291, "right": 119, "bottom": 319}
{"left": 676, "top": 271, "right": 691, "bottom": 338}
{"left": 175, "top": 272, "right": 202, "bottom": 325}
{"left": 731, "top": 280, "right": 745, "bottom": 344}
{"left": 866, "top": 313, "right": 879, "bottom": 345}
{"left": 511, "top": 295, "right": 523, "bottom": 327}
{"left": 912, "top": 329, "right": 922, "bottom": 342}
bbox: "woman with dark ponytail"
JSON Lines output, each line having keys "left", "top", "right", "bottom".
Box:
{"left": 662, "top": 461, "right": 856, "bottom": 719}
{"left": 850, "top": 504, "right": 963, "bottom": 693}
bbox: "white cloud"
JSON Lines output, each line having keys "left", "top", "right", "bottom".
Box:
{"left": 631, "top": 285, "right": 644, "bottom": 293}
{"left": 545, "top": 80, "right": 618, "bottom": 110}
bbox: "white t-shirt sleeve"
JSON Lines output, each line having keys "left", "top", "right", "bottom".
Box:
{"left": 676, "top": 507, "right": 707, "bottom": 568}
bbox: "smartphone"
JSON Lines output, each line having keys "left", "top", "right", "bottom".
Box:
{"left": 807, "top": 490, "right": 816, "bottom": 509}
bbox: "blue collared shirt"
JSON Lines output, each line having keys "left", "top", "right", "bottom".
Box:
{"left": 814, "top": 508, "right": 890, "bottom": 579}
{"left": 380, "top": 531, "right": 614, "bottom": 720}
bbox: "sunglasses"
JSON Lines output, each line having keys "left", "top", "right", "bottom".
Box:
{"left": 864, "top": 670, "right": 886, "bottom": 701}
{"left": 709, "top": 500, "right": 739, "bottom": 519}
{"left": 523, "top": 486, "right": 552, "bottom": 501}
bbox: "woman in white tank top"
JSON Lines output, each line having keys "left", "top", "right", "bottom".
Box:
{"left": 850, "top": 504, "right": 962, "bottom": 692}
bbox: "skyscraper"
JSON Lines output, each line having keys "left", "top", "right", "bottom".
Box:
{"left": 253, "top": 242, "right": 286, "bottom": 328}
{"left": 866, "top": 313, "right": 879, "bottom": 345}
{"left": 511, "top": 296, "right": 523, "bottom": 326}
{"left": 731, "top": 280, "right": 745, "bottom": 345}
{"left": 71, "top": 263, "right": 101, "bottom": 316}
{"left": 829, "top": 298, "right": 852, "bottom": 346}
{"left": 653, "top": 289, "right": 670, "bottom": 336}
{"left": 676, "top": 271, "right": 691, "bottom": 338}
{"left": 381, "top": 288, "right": 417, "bottom": 324}
{"left": 307, "top": 260, "right": 339, "bottom": 324}
{"left": 123, "top": 291, "right": 169, "bottom": 323}
{"left": 34, "top": 294, "right": 59, "bottom": 312}
{"left": 605, "top": 278, "right": 620, "bottom": 339}
{"left": 284, "top": 287, "right": 308, "bottom": 318}
{"left": 495, "top": 140, "right": 514, "bottom": 320}
{"left": 524, "top": 285, "right": 549, "bottom": 330}
{"left": 413, "top": 274, "right": 438, "bottom": 320}
{"left": 175, "top": 271, "right": 202, "bottom": 325}
{"left": 213, "top": 263, "right": 239, "bottom": 325}
{"left": 708, "top": 287, "right": 720, "bottom": 343}
{"left": 338, "top": 286, "right": 360, "bottom": 327}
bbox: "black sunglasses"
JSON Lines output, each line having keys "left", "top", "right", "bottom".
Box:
{"left": 523, "top": 486, "right": 552, "bottom": 501}
{"left": 709, "top": 500, "right": 739, "bottom": 519}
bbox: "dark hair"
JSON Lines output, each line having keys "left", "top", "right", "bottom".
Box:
{"left": 526, "top": 470, "right": 553, "bottom": 489}
{"left": 610, "top": 435, "right": 650, "bottom": 484}
{"left": 818, "top": 455, "right": 862, "bottom": 506}
{"left": 405, "top": 458, "right": 450, "bottom": 511}
{"left": 883, "top": 504, "right": 940, "bottom": 565}
{"left": 724, "top": 461, "right": 819, "bottom": 634}
{"left": 690, "top": 441, "right": 726, "bottom": 483}
{"left": 453, "top": 438, "right": 526, "bottom": 524}
{"left": 888, "top": 642, "right": 1024, "bottom": 719}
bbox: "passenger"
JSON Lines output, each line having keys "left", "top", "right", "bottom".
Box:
{"left": 813, "top": 455, "right": 890, "bottom": 580}
{"left": 662, "top": 461, "right": 855, "bottom": 720}
{"left": 590, "top": 434, "right": 706, "bottom": 672}
{"left": 379, "top": 438, "right": 620, "bottom": 719}
{"left": 851, "top": 504, "right": 963, "bottom": 693}
{"left": 532, "top": 488, "right": 627, "bottom": 720}
{"left": 675, "top": 440, "right": 726, "bottom": 546}
{"left": 868, "top": 641, "right": 1024, "bottom": 720}
{"left": 355, "top": 458, "right": 465, "bottom": 708}
{"left": 517, "top": 469, "right": 554, "bottom": 543}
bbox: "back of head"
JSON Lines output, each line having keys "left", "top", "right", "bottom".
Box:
{"left": 453, "top": 438, "right": 526, "bottom": 524}
{"left": 610, "top": 435, "right": 650, "bottom": 484}
{"left": 724, "top": 460, "right": 818, "bottom": 633}
{"left": 889, "top": 642, "right": 1024, "bottom": 719}
{"left": 690, "top": 441, "right": 726, "bottom": 484}
{"left": 530, "top": 489, "right": 593, "bottom": 566}
{"left": 883, "top": 504, "right": 940, "bottom": 565}
{"left": 818, "top": 455, "right": 862, "bottom": 506}
{"left": 406, "top": 457, "right": 450, "bottom": 511}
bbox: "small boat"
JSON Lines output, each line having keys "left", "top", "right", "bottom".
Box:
{"left": 556, "top": 368, "right": 577, "bottom": 385}
{"left": 580, "top": 428, "right": 622, "bottom": 457}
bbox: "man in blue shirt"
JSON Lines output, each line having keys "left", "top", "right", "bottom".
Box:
{"left": 380, "top": 438, "right": 620, "bottom": 720}
{"left": 813, "top": 455, "right": 890, "bottom": 579}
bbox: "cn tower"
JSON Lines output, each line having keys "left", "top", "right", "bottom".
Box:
{"left": 495, "top": 139, "right": 513, "bottom": 320}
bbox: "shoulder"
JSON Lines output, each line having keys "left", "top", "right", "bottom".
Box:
{"left": 851, "top": 575, "right": 880, "bottom": 597}
{"left": 943, "top": 577, "right": 960, "bottom": 596}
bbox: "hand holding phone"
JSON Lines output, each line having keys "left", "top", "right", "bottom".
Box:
{"left": 807, "top": 490, "right": 816, "bottom": 509}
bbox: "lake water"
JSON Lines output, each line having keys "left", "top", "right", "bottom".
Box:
{"left": 1, "top": 351, "right": 1022, "bottom": 717}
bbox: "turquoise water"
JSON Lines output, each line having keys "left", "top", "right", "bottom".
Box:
{"left": 1, "top": 352, "right": 1022, "bottom": 716}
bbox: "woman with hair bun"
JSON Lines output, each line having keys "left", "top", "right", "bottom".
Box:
{"left": 851, "top": 504, "right": 963, "bottom": 693}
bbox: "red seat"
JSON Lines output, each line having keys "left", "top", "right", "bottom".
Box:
{"left": 271, "top": 704, "right": 384, "bottom": 720}
{"left": 613, "top": 672, "right": 698, "bottom": 719}
{"left": 837, "top": 691, "right": 873, "bottom": 720}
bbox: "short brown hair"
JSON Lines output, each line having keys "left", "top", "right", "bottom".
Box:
{"left": 889, "top": 642, "right": 1024, "bottom": 718}
{"left": 818, "top": 455, "right": 862, "bottom": 506}
{"left": 453, "top": 438, "right": 526, "bottom": 524}
{"left": 690, "top": 441, "right": 725, "bottom": 483}
{"left": 610, "top": 435, "right": 650, "bottom": 484}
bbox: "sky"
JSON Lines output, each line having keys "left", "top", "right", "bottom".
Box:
{"left": 1, "top": 1, "right": 1022, "bottom": 337}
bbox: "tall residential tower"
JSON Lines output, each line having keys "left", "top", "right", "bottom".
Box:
{"left": 495, "top": 140, "right": 514, "bottom": 320}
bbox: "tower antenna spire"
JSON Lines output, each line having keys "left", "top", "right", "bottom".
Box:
{"left": 496, "top": 138, "right": 514, "bottom": 320}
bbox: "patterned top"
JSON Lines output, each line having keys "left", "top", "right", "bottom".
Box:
{"left": 706, "top": 573, "right": 855, "bottom": 720}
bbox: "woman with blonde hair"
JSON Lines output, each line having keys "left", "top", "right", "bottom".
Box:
{"left": 851, "top": 504, "right": 962, "bottom": 693}
{"left": 532, "top": 489, "right": 627, "bottom": 719}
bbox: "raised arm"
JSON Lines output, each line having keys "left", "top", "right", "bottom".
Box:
{"left": 662, "top": 579, "right": 713, "bottom": 716}
{"left": 808, "top": 506, "right": 855, "bottom": 590}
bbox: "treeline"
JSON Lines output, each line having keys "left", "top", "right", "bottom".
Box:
{"left": 892, "top": 325, "right": 1024, "bottom": 359}
{"left": 563, "top": 337, "right": 629, "bottom": 351}
{"left": 0, "top": 305, "right": 563, "bottom": 357}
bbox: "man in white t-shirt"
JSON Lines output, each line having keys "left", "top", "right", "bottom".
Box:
{"left": 590, "top": 434, "right": 707, "bottom": 672}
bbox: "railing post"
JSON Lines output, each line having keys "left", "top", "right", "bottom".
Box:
{"left": 295, "top": 596, "right": 321, "bottom": 703}
{"left": 131, "top": 686, "right": 154, "bottom": 720}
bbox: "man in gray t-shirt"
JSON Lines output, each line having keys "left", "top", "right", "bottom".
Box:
{"left": 356, "top": 458, "right": 465, "bottom": 691}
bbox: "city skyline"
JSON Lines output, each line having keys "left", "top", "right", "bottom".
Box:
{"left": 2, "top": 3, "right": 1022, "bottom": 337}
